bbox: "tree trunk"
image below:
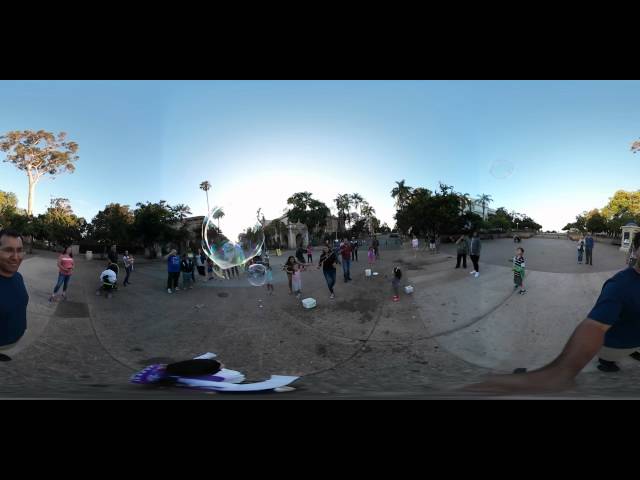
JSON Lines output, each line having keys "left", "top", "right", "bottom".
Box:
{"left": 27, "top": 177, "right": 36, "bottom": 216}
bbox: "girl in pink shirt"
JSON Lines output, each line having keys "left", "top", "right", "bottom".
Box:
{"left": 50, "top": 246, "right": 75, "bottom": 302}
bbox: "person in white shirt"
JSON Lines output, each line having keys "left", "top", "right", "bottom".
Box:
{"left": 96, "top": 265, "right": 118, "bottom": 298}
{"left": 123, "top": 251, "right": 134, "bottom": 286}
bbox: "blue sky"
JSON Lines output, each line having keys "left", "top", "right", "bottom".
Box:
{"left": 1, "top": 80, "right": 639, "bottom": 232}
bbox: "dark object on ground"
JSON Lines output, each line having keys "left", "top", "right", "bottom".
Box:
{"left": 165, "top": 359, "right": 222, "bottom": 377}
{"left": 630, "top": 352, "right": 640, "bottom": 362}
{"left": 597, "top": 358, "right": 621, "bottom": 373}
{"left": 513, "top": 368, "right": 527, "bottom": 374}
{"left": 0, "top": 353, "right": 12, "bottom": 362}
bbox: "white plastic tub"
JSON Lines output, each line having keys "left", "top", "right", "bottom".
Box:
{"left": 302, "top": 298, "right": 317, "bottom": 309}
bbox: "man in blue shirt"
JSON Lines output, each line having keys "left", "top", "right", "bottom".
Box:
{"left": 584, "top": 232, "right": 595, "bottom": 266}
{"left": 0, "top": 229, "right": 29, "bottom": 362}
{"left": 165, "top": 249, "right": 181, "bottom": 293}
{"left": 467, "top": 241, "right": 640, "bottom": 393}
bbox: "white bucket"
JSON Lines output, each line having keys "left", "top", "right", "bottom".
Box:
{"left": 302, "top": 298, "right": 317, "bottom": 309}
{"left": 404, "top": 285, "right": 414, "bottom": 294}
{"left": 365, "top": 269, "right": 372, "bottom": 277}
{"left": 86, "top": 251, "right": 93, "bottom": 261}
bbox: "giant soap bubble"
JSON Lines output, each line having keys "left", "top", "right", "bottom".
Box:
{"left": 201, "top": 205, "right": 265, "bottom": 272}
{"left": 489, "top": 159, "right": 515, "bottom": 179}
{"left": 247, "top": 263, "right": 267, "bottom": 287}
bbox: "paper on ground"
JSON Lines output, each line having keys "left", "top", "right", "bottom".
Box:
{"left": 177, "top": 375, "right": 299, "bottom": 392}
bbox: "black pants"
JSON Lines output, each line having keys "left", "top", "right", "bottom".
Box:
{"left": 124, "top": 266, "right": 132, "bottom": 285}
{"left": 585, "top": 248, "right": 593, "bottom": 265}
{"left": 470, "top": 255, "right": 480, "bottom": 272}
{"left": 167, "top": 272, "right": 180, "bottom": 289}
{"left": 352, "top": 249, "right": 358, "bottom": 261}
{"left": 456, "top": 254, "right": 467, "bottom": 268}
{"left": 307, "top": 254, "right": 312, "bottom": 263}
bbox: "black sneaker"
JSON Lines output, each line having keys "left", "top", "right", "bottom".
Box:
{"left": 630, "top": 352, "right": 640, "bottom": 362}
{"left": 0, "top": 353, "right": 12, "bottom": 362}
{"left": 519, "top": 290, "right": 527, "bottom": 295}
{"left": 597, "top": 359, "right": 620, "bottom": 372}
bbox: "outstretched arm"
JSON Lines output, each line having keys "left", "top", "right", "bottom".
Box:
{"left": 465, "top": 318, "right": 609, "bottom": 393}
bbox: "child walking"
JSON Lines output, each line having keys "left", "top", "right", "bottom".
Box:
{"left": 392, "top": 266, "right": 402, "bottom": 302}
{"left": 577, "top": 238, "right": 584, "bottom": 264}
{"left": 265, "top": 264, "right": 274, "bottom": 295}
{"left": 368, "top": 245, "right": 376, "bottom": 268}
{"left": 511, "top": 247, "right": 527, "bottom": 295}
{"left": 292, "top": 263, "right": 303, "bottom": 298}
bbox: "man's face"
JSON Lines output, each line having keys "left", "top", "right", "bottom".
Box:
{"left": 0, "top": 235, "right": 24, "bottom": 277}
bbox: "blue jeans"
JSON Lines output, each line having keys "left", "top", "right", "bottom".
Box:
{"left": 323, "top": 269, "right": 336, "bottom": 294}
{"left": 124, "top": 266, "right": 133, "bottom": 285}
{"left": 53, "top": 273, "right": 71, "bottom": 294}
{"left": 342, "top": 258, "right": 351, "bottom": 281}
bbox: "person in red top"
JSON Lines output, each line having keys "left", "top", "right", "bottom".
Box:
{"left": 49, "top": 246, "right": 75, "bottom": 302}
{"left": 339, "top": 238, "right": 352, "bottom": 283}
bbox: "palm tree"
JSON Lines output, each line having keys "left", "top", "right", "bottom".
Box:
{"left": 360, "top": 203, "right": 376, "bottom": 234}
{"left": 173, "top": 204, "right": 192, "bottom": 222}
{"left": 172, "top": 204, "right": 192, "bottom": 250}
{"left": 350, "top": 193, "right": 364, "bottom": 212}
{"left": 476, "top": 194, "right": 493, "bottom": 220}
{"left": 334, "top": 194, "right": 351, "bottom": 232}
{"left": 458, "top": 193, "right": 473, "bottom": 214}
{"left": 199, "top": 181, "right": 212, "bottom": 214}
{"left": 390, "top": 180, "right": 413, "bottom": 209}
{"left": 212, "top": 208, "right": 225, "bottom": 230}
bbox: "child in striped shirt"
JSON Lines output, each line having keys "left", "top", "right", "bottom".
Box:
{"left": 511, "top": 247, "right": 526, "bottom": 295}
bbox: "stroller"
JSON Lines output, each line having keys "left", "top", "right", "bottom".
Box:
{"left": 96, "top": 263, "right": 119, "bottom": 298}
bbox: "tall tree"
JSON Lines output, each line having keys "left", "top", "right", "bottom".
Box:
{"left": 350, "top": 193, "right": 364, "bottom": 213}
{"left": 132, "top": 201, "right": 181, "bottom": 251}
{"left": 390, "top": 179, "right": 413, "bottom": 209}
{"left": 457, "top": 192, "right": 473, "bottom": 215}
{"left": 476, "top": 194, "right": 494, "bottom": 220}
{"left": 38, "top": 197, "right": 86, "bottom": 246}
{"left": 0, "top": 130, "right": 79, "bottom": 215}
{"left": 199, "top": 181, "right": 212, "bottom": 214}
{"left": 601, "top": 190, "right": 640, "bottom": 219}
{"left": 0, "top": 190, "right": 18, "bottom": 211}
{"left": 334, "top": 194, "right": 351, "bottom": 232}
{"left": 172, "top": 204, "right": 192, "bottom": 222}
{"left": 287, "top": 192, "right": 330, "bottom": 241}
{"left": 212, "top": 207, "right": 225, "bottom": 230}
{"left": 360, "top": 202, "right": 376, "bottom": 234}
{"left": 88, "top": 203, "right": 134, "bottom": 248}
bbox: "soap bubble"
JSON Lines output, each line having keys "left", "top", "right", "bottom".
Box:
{"left": 247, "top": 263, "right": 267, "bottom": 287}
{"left": 201, "top": 205, "right": 265, "bottom": 272}
{"left": 489, "top": 159, "right": 514, "bottom": 179}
